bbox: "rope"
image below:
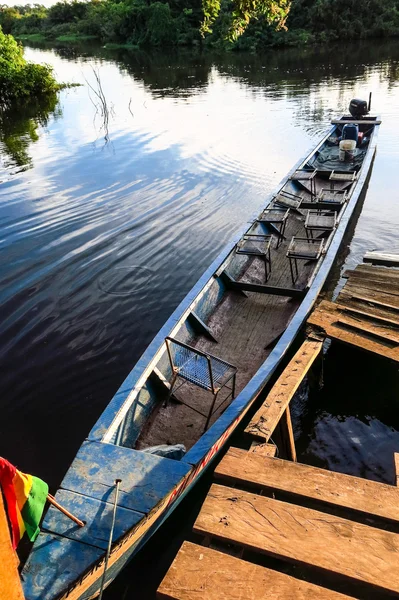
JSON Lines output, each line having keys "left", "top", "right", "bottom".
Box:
{"left": 98, "top": 478, "right": 122, "bottom": 600}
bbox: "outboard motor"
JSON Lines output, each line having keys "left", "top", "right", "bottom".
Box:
{"left": 349, "top": 98, "right": 368, "bottom": 118}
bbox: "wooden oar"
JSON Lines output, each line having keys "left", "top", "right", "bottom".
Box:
{"left": 47, "top": 494, "right": 85, "bottom": 527}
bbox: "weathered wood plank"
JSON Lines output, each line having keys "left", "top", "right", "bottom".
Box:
{"left": 157, "top": 541, "right": 351, "bottom": 600}
{"left": 395, "top": 454, "right": 399, "bottom": 487}
{"left": 334, "top": 303, "right": 399, "bottom": 328}
{"left": 338, "top": 287, "right": 399, "bottom": 312}
{"left": 0, "top": 493, "right": 25, "bottom": 600}
{"left": 194, "top": 484, "right": 399, "bottom": 596}
{"left": 60, "top": 441, "right": 190, "bottom": 515}
{"left": 249, "top": 442, "right": 277, "bottom": 457}
{"left": 331, "top": 119, "right": 382, "bottom": 125}
{"left": 345, "top": 264, "right": 399, "bottom": 280}
{"left": 245, "top": 340, "right": 323, "bottom": 441}
{"left": 338, "top": 292, "right": 399, "bottom": 321}
{"left": 342, "top": 272, "right": 399, "bottom": 295}
{"left": 364, "top": 251, "right": 399, "bottom": 267}
{"left": 344, "top": 280, "right": 399, "bottom": 302}
{"left": 42, "top": 489, "right": 143, "bottom": 550}
{"left": 308, "top": 301, "right": 399, "bottom": 362}
{"left": 214, "top": 450, "right": 399, "bottom": 523}
{"left": 343, "top": 283, "right": 399, "bottom": 309}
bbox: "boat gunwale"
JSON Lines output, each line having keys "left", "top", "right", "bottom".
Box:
{"left": 90, "top": 118, "right": 380, "bottom": 456}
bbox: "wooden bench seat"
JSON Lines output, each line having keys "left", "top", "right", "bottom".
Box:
{"left": 215, "top": 448, "right": 399, "bottom": 524}
{"left": 157, "top": 541, "right": 351, "bottom": 600}
{"left": 193, "top": 484, "right": 399, "bottom": 596}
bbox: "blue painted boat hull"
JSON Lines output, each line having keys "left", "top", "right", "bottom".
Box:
{"left": 21, "top": 116, "right": 380, "bottom": 600}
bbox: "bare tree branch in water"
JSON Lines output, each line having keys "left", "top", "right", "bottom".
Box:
{"left": 83, "top": 66, "right": 115, "bottom": 144}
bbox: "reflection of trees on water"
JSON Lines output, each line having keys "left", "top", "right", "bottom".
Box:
{"left": 0, "top": 94, "right": 62, "bottom": 170}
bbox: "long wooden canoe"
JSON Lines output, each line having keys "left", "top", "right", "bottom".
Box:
{"left": 21, "top": 114, "right": 381, "bottom": 600}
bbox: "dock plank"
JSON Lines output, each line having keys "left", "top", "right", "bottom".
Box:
{"left": 245, "top": 339, "right": 323, "bottom": 441}
{"left": 157, "top": 541, "right": 351, "bottom": 600}
{"left": 194, "top": 484, "right": 399, "bottom": 596}
{"left": 364, "top": 251, "right": 399, "bottom": 267}
{"left": 308, "top": 301, "right": 399, "bottom": 362}
{"left": 340, "top": 284, "right": 399, "bottom": 311}
{"left": 345, "top": 264, "right": 399, "bottom": 281}
{"left": 249, "top": 442, "right": 277, "bottom": 457}
{"left": 0, "top": 493, "right": 25, "bottom": 600}
{"left": 215, "top": 450, "right": 399, "bottom": 523}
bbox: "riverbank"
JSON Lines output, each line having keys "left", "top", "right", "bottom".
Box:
{"left": 3, "top": 0, "right": 399, "bottom": 53}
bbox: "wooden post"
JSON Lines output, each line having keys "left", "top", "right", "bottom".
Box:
{"left": 47, "top": 494, "right": 85, "bottom": 527}
{"left": 394, "top": 454, "right": 399, "bottom": 487}
{"left": 281, "top": 406, "right": 297, "bottom": 462}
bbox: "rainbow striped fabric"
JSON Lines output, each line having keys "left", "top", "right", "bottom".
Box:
{"left": 0, "top": 457, "right": 48, "bottom": 549}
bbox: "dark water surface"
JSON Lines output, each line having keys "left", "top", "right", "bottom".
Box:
{"left": 1, "top": 40, "right": 399, "bottom": 597}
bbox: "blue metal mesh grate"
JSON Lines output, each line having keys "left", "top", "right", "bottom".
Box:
{"left": 166, "top": 338, "right": 236, "bottom": 392}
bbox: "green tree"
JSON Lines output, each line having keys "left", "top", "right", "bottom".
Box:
{"left": 0, "top": 26, "right": 61, "bottom": 107}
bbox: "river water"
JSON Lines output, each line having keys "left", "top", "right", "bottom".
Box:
{"left": 1, "top": 39, "right": 399, "bottom": 597}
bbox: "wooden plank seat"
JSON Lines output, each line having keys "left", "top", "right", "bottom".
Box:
{"left": 286, "top": 236, "right": 324, "bottom": 283}
{"left": 193, "top": 484, "right": 399, "bottom": 597}
{"left": 305, "top": 210, "right": 337, "bottom": 240}
{"left": 257, "top": 207, "right": 289, "bottom": 248}
{"left": 245, "top": 340, "right": 323, "bottom": 442}
{"left": 215, "top": 448, "right": 399, "bottom": 526}
{"left": 273, "top": 189, "right": 303, "bottom": 210}
{"left": 219, "top": 271, "right": 306, "bottom": 299}
{"left": 236, "top": 234, "right": 273, "bottom": 281}
{"left": 331, "top": 119, "right": 382, "bottom": 125}
{"left": 329, "top": 170, "right": 357, "bottom": 191}
{"left": 165, "top": 337, "right": 237, "bottom": 431}
{"left": 157, "top": 541, "right": 352, "bottom": 600}
{"left": 290, "top": 169, "right": 317, "bottom": 198}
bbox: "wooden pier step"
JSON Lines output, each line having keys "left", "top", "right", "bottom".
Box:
{"left": 193, "top": 483, "right": 399, "bottom": 596}
{"left": 245, "top": 339, "right": 323, "bottom": 442}
{"left": 0, "top": 493, "right": 25, "bottom": 600}
{"left": 215, "top": 448, "right": 399, "bottom": 525}
{"left": 157, "top": 541, "right": 351, "bottom": 599}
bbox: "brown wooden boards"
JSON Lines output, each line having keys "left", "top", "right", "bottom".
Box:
{"left": 157, "top": 541, "right": 352, "bottom": 600}
{"left": 245, "top": 339, "right": 323, "bottom": 441}
{"left": 193, "top": 484, "right": 399, "bottom": 595}
{"left": 0, "top": 493, "right": 25, "bottom": 600}
{"left": 364, "top": 251, "right": 399, "bottom": 267}
{"left": 249, "top": 442, "right": 277, "bottom": 457}
{"left": 215, "top": 450, "right": 399, "bottom": 523}
{"left": 308, "top": 300, "right": 399, "bottom": 362}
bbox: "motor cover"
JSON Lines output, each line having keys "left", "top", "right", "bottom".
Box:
{"left": 349, "top": 98, "right": 368, "bottom": 118}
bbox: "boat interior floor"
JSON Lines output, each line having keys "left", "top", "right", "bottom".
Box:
{"left": 135, "top": 177, "right": 349, "bottom": 452}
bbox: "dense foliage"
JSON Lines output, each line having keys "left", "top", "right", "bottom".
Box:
{"left": 1, "top": 0, "right": 399, "bottom": 49}
{"left": 0, "top": 26, "right": 60, "bottom": 107}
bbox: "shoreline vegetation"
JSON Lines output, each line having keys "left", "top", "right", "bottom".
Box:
{"left": 0, "top": 27, "right": 68, "bottom": 109}
{"left": 1, "top": 0, "right": 399, "bottom": 52}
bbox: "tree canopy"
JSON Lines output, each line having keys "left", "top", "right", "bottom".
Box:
{"left": 0, "top": 26, "right": 60, "bottom": 108}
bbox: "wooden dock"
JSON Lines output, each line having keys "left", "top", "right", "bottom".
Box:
{"left": 158, "top": 254, "right": 399, "bottom": 600}
{"left": 0, "top": 493, "right": 25, "bottom": 600}
{"left": 308, "top": 259, "right": 399, "bottom": 362}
